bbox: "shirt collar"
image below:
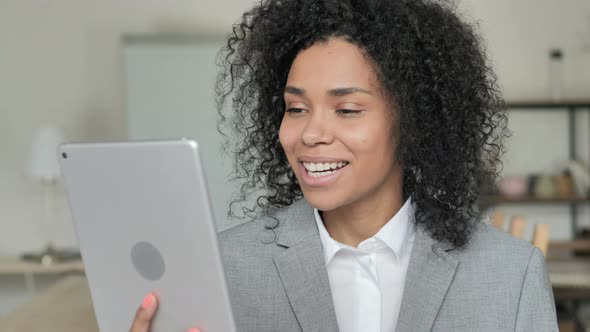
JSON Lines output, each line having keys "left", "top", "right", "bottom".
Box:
{"left": 314, "top": 208, "right": 343, "bottom": 265}
{"left": 372, "top": 198, "right": 415, "bottom": 259}
{"left": 314, "top": 198, "right": 415, "bottom": 265}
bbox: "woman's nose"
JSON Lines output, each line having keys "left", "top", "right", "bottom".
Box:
{"left": 301, "top": 113, "right": 333, "bottom": 146}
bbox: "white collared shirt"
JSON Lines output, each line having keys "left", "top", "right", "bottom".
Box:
{"left": 314, "top": 199, "right": 415, "bottom": 332}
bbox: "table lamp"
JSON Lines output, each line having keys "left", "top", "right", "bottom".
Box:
{"left": 24, "top": 126, "right": 65, "bottom": 265}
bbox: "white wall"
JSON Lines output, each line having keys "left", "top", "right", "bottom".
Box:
{"left": 0, "top": 0, "right": 258, "bottom": 257}
{"left": 462, "top": 0, "right": 590, "bottom": 100}
{"left": 1, "top": 0, "right": 590, "bottom": 314}
{"left": 0, "top": 0, "right": 257, "bottom": 316}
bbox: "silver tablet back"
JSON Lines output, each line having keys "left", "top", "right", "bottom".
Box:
{"left": 58, "top": 139, "right": 236, "bottom": 332}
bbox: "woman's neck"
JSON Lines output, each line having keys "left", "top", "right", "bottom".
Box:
{"left": 321, "top": 187, "right": 403, "bottom": 248}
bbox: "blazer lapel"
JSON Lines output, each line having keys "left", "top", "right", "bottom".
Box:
{"left": 396, "top": 225, "right": 459, "bottom": 331}
{"left": 272, "top": 200, "right": 339, "bottom": 332}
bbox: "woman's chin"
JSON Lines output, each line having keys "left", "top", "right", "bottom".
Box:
{"left": 301, "top": 193, "right": 346, "bottom": 212}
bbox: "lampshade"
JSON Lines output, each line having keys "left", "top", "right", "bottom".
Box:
{"left": 26, "top": 126, "right": 65, "bottom": 180}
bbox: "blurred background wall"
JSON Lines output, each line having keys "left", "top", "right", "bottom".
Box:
{"left": 1, "top": 0, "right": 589, "bottom": 318}
{"left": 2, "top": 0, "right": 589, "bottom": 255}
{"left": 0, "top": 0, "right": 255, "bottom": 256}
{"left": 0, "top": 0, "right": 256, "bottom": 315}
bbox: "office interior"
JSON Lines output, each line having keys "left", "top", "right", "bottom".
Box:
{"left": 1, "top": 0, "right": 589, "bottom": 330}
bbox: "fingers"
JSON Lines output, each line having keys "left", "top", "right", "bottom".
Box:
{"left": 129, "top": 293, "right": 199, "bottom": 332}
{"left": 129, "top": 292, "right": 158, "bottom": 332}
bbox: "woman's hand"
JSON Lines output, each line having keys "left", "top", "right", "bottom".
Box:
{"left": 129, "top": 292, "right": 200, "bottom": 332}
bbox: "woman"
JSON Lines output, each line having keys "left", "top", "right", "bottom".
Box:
{"left": 130, "top": 0, "right": 557, "bottom": 331}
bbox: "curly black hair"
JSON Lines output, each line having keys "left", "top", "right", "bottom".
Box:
{"left": 215, "top": 0, "right": 508, "bottom": 248}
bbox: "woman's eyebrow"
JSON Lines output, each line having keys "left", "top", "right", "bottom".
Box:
{"left": 284, "top": 86, "right": 305, "bottom": 96}
{"left": 327, "top": 87, "right": 373, "bottom": 96}
{"left": 284, "top": 85, "right": 373, "bottom": 96}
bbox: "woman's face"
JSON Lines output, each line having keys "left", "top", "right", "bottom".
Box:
{"left": 279, "top": 38, "right": 402, "bottom": 212}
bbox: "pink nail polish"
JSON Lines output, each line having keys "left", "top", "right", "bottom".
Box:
{"left": 141, "top": 293, "right": 154, "bottom": 309}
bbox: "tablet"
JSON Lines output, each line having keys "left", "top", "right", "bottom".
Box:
{"left": 58, "top": 139, "right": 237, "bottom": 332}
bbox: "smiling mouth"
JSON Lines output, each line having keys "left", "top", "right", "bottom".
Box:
{"left": 302, "top": 161, "right": 349, "bottom": 178}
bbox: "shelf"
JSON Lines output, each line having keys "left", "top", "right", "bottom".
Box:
{"left": 0, "top": 257, "right": 84, "bottom": 275}
{"left": 501, "top": 98, "right": 590, "bottom": 238}
{"left": 480, "top": 195, "right": 590, "bottom": 205}
{"left": 505, "top": 100, "right": 590, "bottom": 109}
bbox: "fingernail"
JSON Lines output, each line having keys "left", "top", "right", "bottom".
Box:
{"left": 187, "top": 328, "right": 200, "bottom": 332}
{"left": 141, "top": 293, "right": 154, "bottom": 309}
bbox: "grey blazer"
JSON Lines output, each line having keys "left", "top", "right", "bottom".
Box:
{"left": 218, "top": 200, "right": 558, "bottom": 331}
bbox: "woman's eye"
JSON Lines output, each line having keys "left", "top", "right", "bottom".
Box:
{"left": 336, "top": 109, "right": 362, "bottom": 115}
{"left": 286, "top": 108, "right": 306, "bottom": 113}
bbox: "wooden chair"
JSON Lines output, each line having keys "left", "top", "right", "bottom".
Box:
{"left": 490, "top": 210, "right": 550, "bottom": 256}
{"left": 531, "top": 223, "right": 550, "bottom": 257}
{"left": 491, "top": 210, "right": 505, "bottom": 230}
{"left": 509, "top": 215, "right": 526, "bottom": 239}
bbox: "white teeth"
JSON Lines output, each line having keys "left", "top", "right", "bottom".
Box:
{"left": 309, "top": 170, "right": 335, "bottom": 178}
{"left": 303, "top": 161, "right": 348, "bottom": 174}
